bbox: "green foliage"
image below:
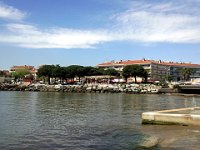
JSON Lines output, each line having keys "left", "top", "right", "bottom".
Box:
{"left": 37, "top": 65, "right": 55, "bottom": 78}
{"left": 37, "top": 65, "right": 112, "bottom": 84}
{"left": 83, "top": 66, "right": 103, "bottom": 76}
{"left": 37, "top": 65, "right": 55, "bottom": 84}
{"left": 165, "top": 75, "right": 173, "bottom": 82}
{"left": 52, "top": 65, "right": 61, "bottom": 78}
{"left": 66, "top": 65, "right": 85, "bottom": 79}
{"left": 103, "top": 69, "right": 120, "bottom": 76}
{"left": 11, "top": 69, "right": 30, "bottom": 81}
{"left": 0, "top": 71, "right": 4, "bottom": 77}
{"left": 122, "top": 65, "right": 147, "bottom": 83}
{"left": 180, "top": 68, "right": 192, "bottom": 81}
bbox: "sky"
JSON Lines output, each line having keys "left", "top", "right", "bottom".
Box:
{"left": 1, "top": 0, "right": 200, "bottom": 69}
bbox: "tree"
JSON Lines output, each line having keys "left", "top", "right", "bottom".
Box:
{"left": 64, "top": 65, "right": 79, "bottom": 81}
{"left": 122, "top": 65, "right": 147, "bottom": 83}
{"left": 0, "top": 71, "right": 4, "bottom": 77}
{"left": 52, "top": 65, "right": 63, "bottom": 83}
{"left": 11, "top": 69, "right": 30, "bottom": 82}
{"left": 71, "top": 65, "right": 85, "bottom": 81}
{"left": 58, "top": 65, "right": 83, "bottom": 83}
{"left": 165, "top": 75, "right": 173, "bottom": 82}
{"left": 58, "top": 67, "right": 67, "bottom": 83}
{"left": 37, "top": 65, "right": 55, "bottom": 84}
{"left": 141, "top": 69, "right": 148, "bottom": 83}
{"left": 103, "top": 69, "right": 120, "bottom": 76}
{"left": 180, "top": 68, "right": 192, "bottom": 81}
{"left": 83, "top": 66, "right": 103, "bottom": 76}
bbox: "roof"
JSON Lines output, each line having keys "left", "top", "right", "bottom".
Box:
{"left": 97, "top": 59, "right": 200, "bottom": 67}
{"left": 10, "top": 65, "right": 35, "bottom": 71}
{"left": 10, "top": 65, "right": 37, "bottom": 74}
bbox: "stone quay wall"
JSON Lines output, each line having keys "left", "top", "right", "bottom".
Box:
{"left": 0, "top": 83, "right": 163, "bottom": 94}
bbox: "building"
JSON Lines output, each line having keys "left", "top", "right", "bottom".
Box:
{"left": 10, "top": 65, "right": 37, "bottom": 82}
{"left": 97, "top": 59, "right": 200, "bottom": 82}
{"left": 10, "top": 65, "right": 36, "bottom": 74}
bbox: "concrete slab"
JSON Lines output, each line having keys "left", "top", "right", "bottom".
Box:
{"left": 142, "top": 107, "right": 200, "bottom": 126}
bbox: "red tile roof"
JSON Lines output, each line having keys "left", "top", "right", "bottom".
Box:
{"left": 97, "top": 59, "right": 200, "bottom": 67}
{"left": 10, "top": 65, "right": 35, "bottom": 71}
{"left": 10, "top": 65, "right": 37, "bottom": 74}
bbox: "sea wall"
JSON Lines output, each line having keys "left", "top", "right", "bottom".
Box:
{"left": 0, "top": 83, "right": 162, "bottom": 94}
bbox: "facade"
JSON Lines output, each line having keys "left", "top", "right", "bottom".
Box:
{"left": 97, "top": 59, "right": 200, "bottom": 82}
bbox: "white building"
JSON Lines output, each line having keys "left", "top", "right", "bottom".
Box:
{"left": 97, "top": 59, "right": 200, "bottom": 82}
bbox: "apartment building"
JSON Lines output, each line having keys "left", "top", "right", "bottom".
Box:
{"left": 97, "top": 59, "right": 200, "bottom": 82}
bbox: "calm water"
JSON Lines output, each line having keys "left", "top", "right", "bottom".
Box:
{"left": 1, "top": 91, "right": 200, "bottom": 149}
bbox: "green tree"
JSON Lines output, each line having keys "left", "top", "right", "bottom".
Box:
{"left": 141, "top": 69, "right": 148, "bottom": 83}
{"left": 64, "top": 65, "right": 78, "bottom": 81}
{"left": 52, "top": 65, "right": 64, "bottom": 83}
{"left": 0, "top": 71, "right": 4, "bottom": 77}
{"left": 11, "top": 69, "right": 30, "bottom": 82}
{"left": 72, "top": 65, "right": 85, "bottom": 81}
{"left": 180, "top": 68, "right": 192, "bottom": 81}
{"left": 122, "top": 65, "right": 147, "bottom": 83}
{"left": 58, "top": 66, "right": 68, "bottom": 83}
{"left": 103, "top": 69, "right": 120, "bottom": 76}
{"left": 83, "top": 66, "right": 103, "bottom": 76}
{"left": 37, "top": 65, "right": 55, "bottom": 84}
{"left": 165, "top": 75, "right": 173, "bottom": 82}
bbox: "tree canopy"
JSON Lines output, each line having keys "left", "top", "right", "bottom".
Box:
{"left": 180, "top": 68, "right": 192, "bottom": 81}
{"left": 11, "top": 69, "right": 30, "bottom": 82}
{"left": 0, "top": 71, "right": 4, "bottom": 77}
{"left": 37, "top": 65, "right": 55, "bottom": 84}
{"left": 122, "top": 65, "right": 147, "bottom": 83}
{"left": 103, "top": 69, "right": 120, "bottom": 76}
{"left": 36, "top": 65, "right": 119, "bottom": 84}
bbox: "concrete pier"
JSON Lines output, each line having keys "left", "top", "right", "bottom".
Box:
{"left": 142, "top": 107, "right": 200, "bottom": 126}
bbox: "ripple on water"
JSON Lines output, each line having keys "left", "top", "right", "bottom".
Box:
{"left": 0, "top": 126, "right": 159, "bottom": 150}
{"left": 1, "top": 92, "right": 200, "bottom": 149}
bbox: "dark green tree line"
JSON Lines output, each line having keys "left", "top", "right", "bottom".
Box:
{"left": 37, "top": 65, "right": 120, "bottom": 84}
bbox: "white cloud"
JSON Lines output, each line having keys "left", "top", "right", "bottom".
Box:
{"left": 0, "top": 23, "right": 113, "bottom": 48}
{"left": 112, "top": 0, "right": 200, "bottom": 43}
{"left": 0, "top": 2, "right": 26, "bottom": 20}
{"left": 0, "top": 1, "right": 200, "bottom": 48}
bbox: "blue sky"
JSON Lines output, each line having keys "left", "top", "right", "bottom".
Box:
{"left": 0, "top": 0, "right": 200, "bottom": 69}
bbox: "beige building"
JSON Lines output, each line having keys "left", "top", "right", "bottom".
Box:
{"left": 10, "top": 65, "right": 37, "bottom": 81}
{"left": 97, "top": 59, "right": 200, "bottom": 82}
